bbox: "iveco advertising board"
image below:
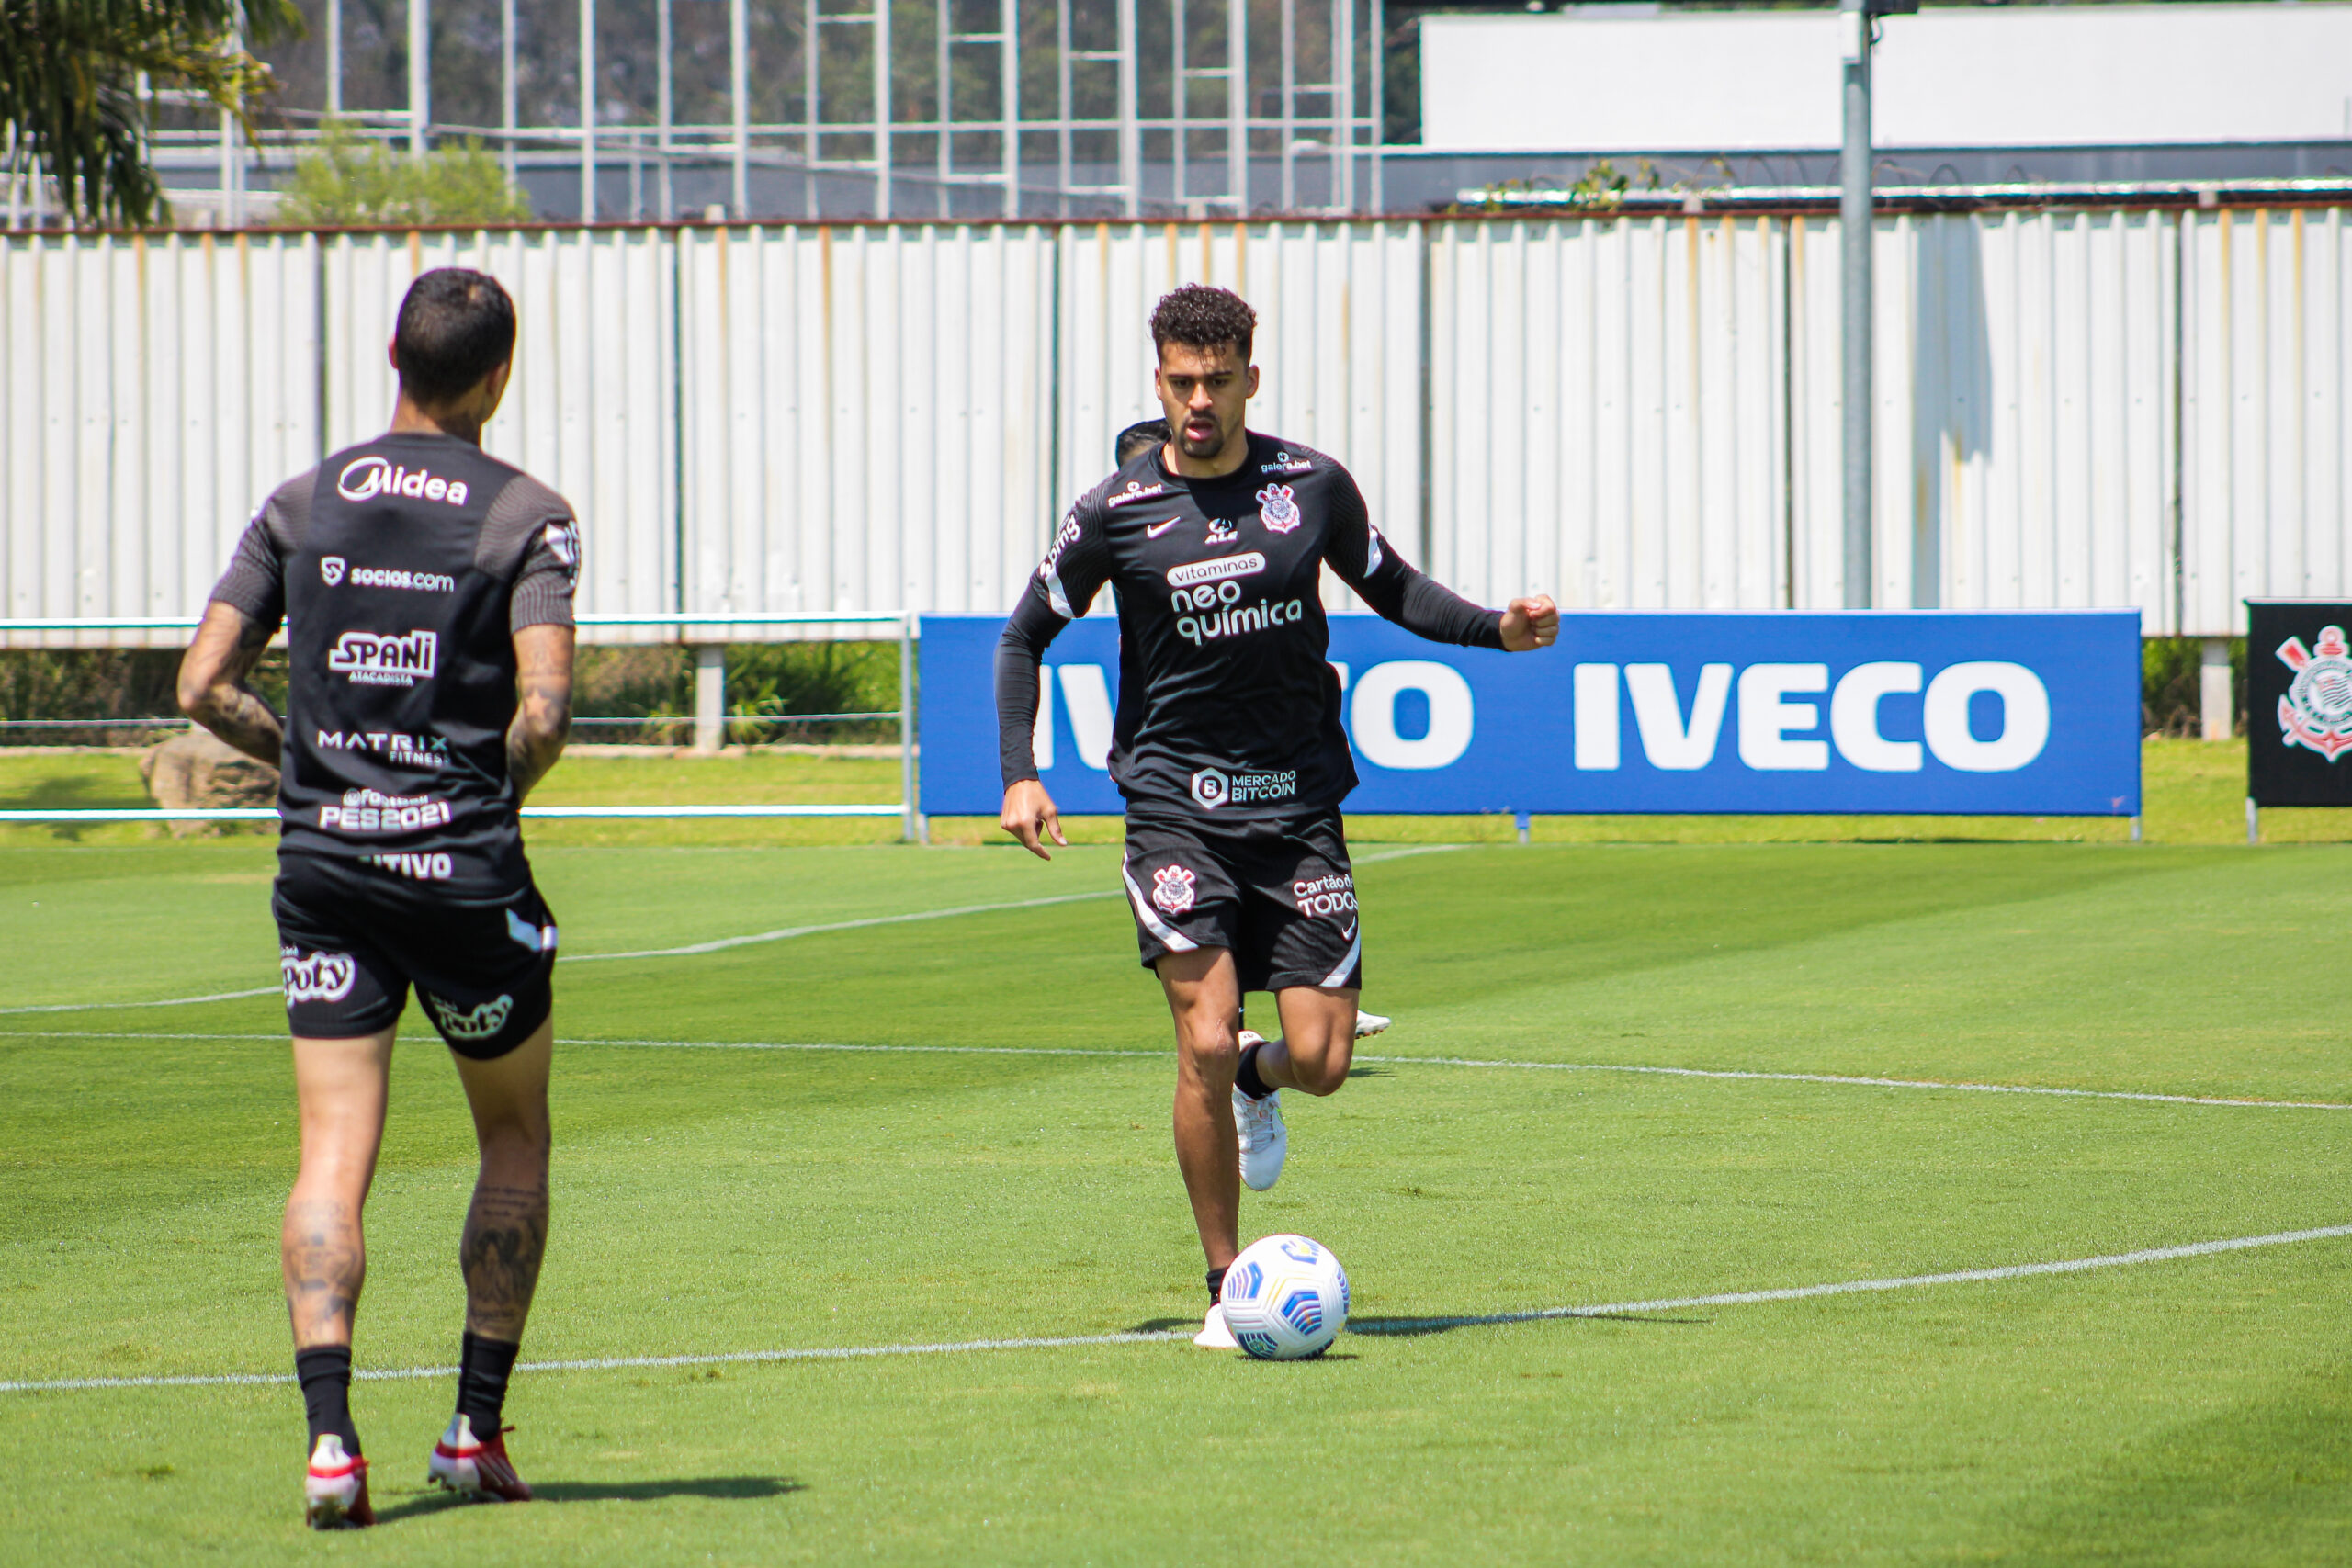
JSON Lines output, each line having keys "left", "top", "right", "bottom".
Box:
{"left": 918, "top": 612, "right": 2143, "bottom": 819}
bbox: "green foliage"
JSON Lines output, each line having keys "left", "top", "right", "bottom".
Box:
{"left": 725, "top": 641, "right": 900, "bottom": 739}
{"left": 0, "top": 649, "right": 286, "bottom": 743}
{"left": 1455, "top": 159, "right": 1662, "bottom": 214}
{"left": 565, "top": 642, "right": 900, "bottom": 746}
{"left": 0, "top": 0, "right": 300, "bottom": 225}
{"left": 572, "top": 646, "right": 692, "bottom": 719}
{"left": 280, "top": 118, "right": 529, "bottom": 226}
{"left": 2142, "top": 636, "right": 2245, "bottom": 737}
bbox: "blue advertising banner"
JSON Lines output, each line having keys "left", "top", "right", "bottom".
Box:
{"left": 919, "top": 611, "right": 2143, "bottom": 818}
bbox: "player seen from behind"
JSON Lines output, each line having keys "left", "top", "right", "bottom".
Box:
{"left": 1004, "top": 287, "right": 1558, "bottom": 1349}
{"left": 177, "top": 268, "right": 580, "bottom": 1528}
{"left": 1113, "top": 415, "right": 1394, "bottom": 1045}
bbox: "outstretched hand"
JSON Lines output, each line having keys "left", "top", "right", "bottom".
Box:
{"left": 1499, "top": 594, "right": 1559, "bottom": 652}
{"left": 1001, "top": 778, "right": 1067, "bottom": 861}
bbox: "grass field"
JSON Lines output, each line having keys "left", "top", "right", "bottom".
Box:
{"left": 6, "top": 736, "right": 2352, "bottom": 848}
{"left": 5, "top": 762, "right": 2352, "bottom": 1562}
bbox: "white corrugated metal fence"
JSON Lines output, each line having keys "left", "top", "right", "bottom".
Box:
{"left": 5, "top": 210, "right": 2348, "bottom": 645}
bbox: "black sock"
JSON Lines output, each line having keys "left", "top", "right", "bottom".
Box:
{"left": 295, "top": 1345, "right": 360, "bottom": 1456}
{"left": 457, "top": 1331, "right": 522, "bottom": 1437}
{"left": 1206, "top": 1267, "right": 1227, "bottom": 1305}
{"left": 1234, "top": 1041, "right": 1272, "bottom": 1100}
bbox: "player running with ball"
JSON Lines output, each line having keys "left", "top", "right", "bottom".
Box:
{"left": 999, "top": 286, "right": 1557, "bottom": 1348}
{"left": 178, "top": 268, "right": 578, "bottom": 1526}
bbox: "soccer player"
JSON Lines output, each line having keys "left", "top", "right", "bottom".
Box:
{"left": 1002, "top": 286, "right": 1557, "bottom": 1348}
{"left": 1112, "top": 415, "right": 1395, "bottom": 1043}
{"left": 177, "top": 267, "right": 580, "bottom": 1528}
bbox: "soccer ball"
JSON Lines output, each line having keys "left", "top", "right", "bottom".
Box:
{"left": 1220, "top": 1234, "right": 1349, "bottom": 1359}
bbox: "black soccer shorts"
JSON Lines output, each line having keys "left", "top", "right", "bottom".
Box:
{"left": 272, "top": 852, "right": 558, "bottom": 1060}
{"left": 1119, "top": 807, "right": 1363, "bottom": 993}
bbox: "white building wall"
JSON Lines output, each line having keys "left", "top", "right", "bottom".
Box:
{"left": 1422, "top": 6, "right": 2352, "bottom": 153}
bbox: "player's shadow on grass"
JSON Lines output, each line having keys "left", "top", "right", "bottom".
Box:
{"left": 373, "top": 1476, "right": 800, "bottom": 1521}
{"left": 1347, "top": 1311, "right": 1711, "bottom": 1338}
{"left": 533, "top": 1477, "right": 805, "bottom": 1504}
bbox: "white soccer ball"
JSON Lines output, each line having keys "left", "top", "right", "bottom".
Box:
{"left": 1221, "top": 1234, "right": 1349, "bottom": 1359}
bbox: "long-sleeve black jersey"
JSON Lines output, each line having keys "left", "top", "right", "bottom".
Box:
{"left": 997, "top": 433, "right": 1503, "bottom": 818}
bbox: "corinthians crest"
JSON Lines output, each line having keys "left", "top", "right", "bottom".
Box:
{"left": 1256, "top": 483, "right": 1302, "bottom": 535}
{"left": 2278, "top": 625, "right": 2352, "bottom": 761}
{"left": 1151, "top": 863, "right": 1198, "bottom": 915}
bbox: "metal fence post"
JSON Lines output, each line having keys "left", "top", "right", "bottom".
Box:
{"left": 1840, "top": 0, "right": 1873, "bottom": 609}
{"left": 693, "top": 645, "right": 726, "bottom": 752}
{"left": 2199, "top": 637, "right": 2233, "bottom": 739}
{"left": 409, "top": 0, "right": 430, "bottom": 156}
{"left": 901, "top": 613, "right": 924, "bottom": 842}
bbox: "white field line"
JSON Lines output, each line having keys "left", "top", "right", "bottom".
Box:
{"left": 1350, "top": 1224, "right": 2352, "bottom": 1334}
{"left": 0, "top": 987, "right": 281, "bottom": 1016}
{"left": 0, "top": 846, "right": 1464, "bottom": 1014}
{"left": 6, "top": 1222, "right": 2346, "bottom": 1395}
{"left": 564, "top": 891, "right": 1117, "bottom": 961}
{"left": 1368, "top": 1055, "right": 2352, "bottom": 1112}
{"left": 7, "top": 1031, "right": 2351, "bottom": 1112}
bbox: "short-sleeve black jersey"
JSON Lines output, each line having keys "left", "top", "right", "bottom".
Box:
{"left": 208, "top": 432, "right": 579, "bottom": 897}
{"left": 997, "top": 433, "right": 1502, "bottom": 818}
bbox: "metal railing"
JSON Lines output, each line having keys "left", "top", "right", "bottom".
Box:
{"left": 0, "top": 611, "right": 924, "bottom": 841}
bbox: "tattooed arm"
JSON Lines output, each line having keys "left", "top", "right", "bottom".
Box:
{"left": 177, "top": 602, "right": 285, "bottom": 766}
{"left": 507, "top": 623, "right": 574, "bottom": 802}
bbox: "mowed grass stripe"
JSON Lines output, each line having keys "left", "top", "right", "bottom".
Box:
{"left": 10, "top": 1029, "right": 2352, "bottom": 1111}
{"left": 9, "top": 1220, "right": 2348, "bottom": 1395}
{"left": 0, "top": 845, "right": 1462, "bottom": 1012}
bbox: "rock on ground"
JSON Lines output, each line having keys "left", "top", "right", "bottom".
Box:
{"left": 141, "top": 728, "right": 279, "bottom": 836}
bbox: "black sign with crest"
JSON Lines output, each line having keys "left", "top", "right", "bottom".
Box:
{"left": 2247, "top": 601, "right": 2352, "bottom": 807}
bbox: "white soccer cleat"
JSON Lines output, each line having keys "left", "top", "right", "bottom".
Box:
{"left": 304, "top": 1433, "right": 373, "bottom": 1529}
{"left": 1233, "top": 1032, "right": 1288, "bottom": 1192}
{"left": 1353, "top": 1010, "right": 1391, "bottom": 1040}
{"left": 1193, "top": 1302, "right": 1240, "bottom": 1349}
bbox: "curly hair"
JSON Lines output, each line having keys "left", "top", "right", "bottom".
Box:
{"left": 1149, "top": 284, "right": 1256, "bottom": 364}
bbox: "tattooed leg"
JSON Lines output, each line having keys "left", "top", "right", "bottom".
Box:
{"left": 451, "top": 1018, "right": 555, "bottom": 1340}
{"left": 285, "top": 1031, "right": 396, "bottom": 1348}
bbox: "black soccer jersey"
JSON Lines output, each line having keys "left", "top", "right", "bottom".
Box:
{"left": 209, "top": 433, "right": 579, "bottom": 897}
{"left": 996, "top": 433, "right": 1503, "bottom": 818}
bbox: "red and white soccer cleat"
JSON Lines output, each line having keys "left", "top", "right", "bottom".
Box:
{"left": 427, "top": 1414, "right": 533, "bottom": 1502}
{"left": 304, "top": 1433, "right": 374, "bottom": 1529}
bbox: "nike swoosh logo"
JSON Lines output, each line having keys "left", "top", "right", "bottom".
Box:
{"left": 1145, "top": 519, "right": 1180, "bottom": 537}
{"left": 1341, "top": 921, "right": 1358, "bottom": 940}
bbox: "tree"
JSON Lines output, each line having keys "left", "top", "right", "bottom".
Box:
{"left": 1, "top": 0, "right": 300, "bottom": 226}
{"left": 281, "top": 119, "right": 531, "bottom": 226}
